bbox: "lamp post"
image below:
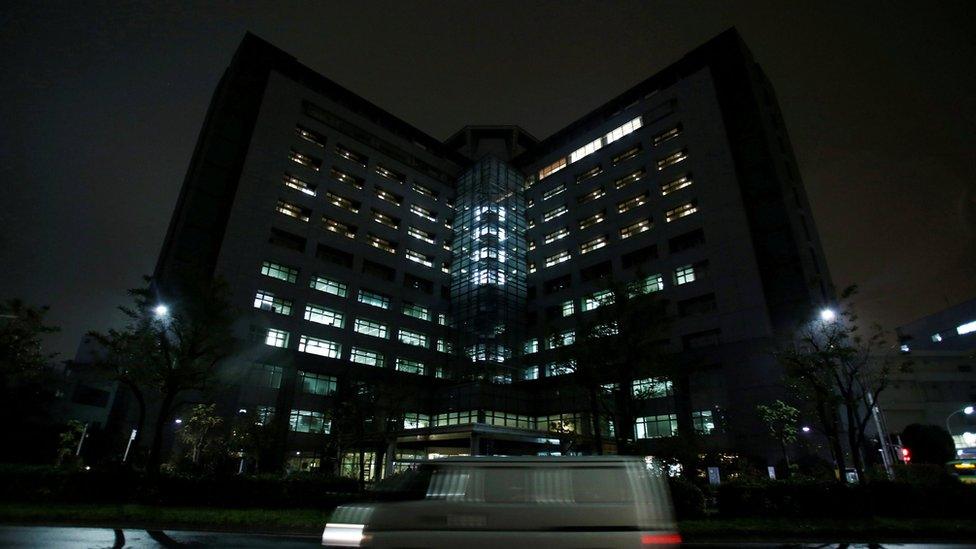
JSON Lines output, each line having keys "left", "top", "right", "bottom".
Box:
{"left": 945, "top": 405, "right": 975, "bottom": 435}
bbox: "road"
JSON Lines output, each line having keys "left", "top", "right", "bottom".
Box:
{"left": 0, "top": 526, "right": 970, "bottom": 548}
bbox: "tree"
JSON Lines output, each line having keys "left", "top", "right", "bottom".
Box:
{"left": 177, "top": 403, "right": 225, "bottom": 467}
{"left": 756, "top": 400, "right": 800, "bottom": 474}
{"left": 776, "top": 285, "right": 908, "bottom": 483}
{"left": 88, "top": 277, "right": 236, "bottom": 474}
{"left": 900, "top": 424, "right": 955, "bottom": 465}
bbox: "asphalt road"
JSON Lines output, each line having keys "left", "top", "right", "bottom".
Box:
{"left": 0, "top": 526, "right": 971, "bottom": 548}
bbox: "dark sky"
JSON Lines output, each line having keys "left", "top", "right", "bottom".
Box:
{"left": 2, "top": 1, "right": 974, "bottom": 359}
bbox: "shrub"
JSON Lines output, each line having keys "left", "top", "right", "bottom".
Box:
{"left": 667, "top": 476, "right": 706, "bottom": 519}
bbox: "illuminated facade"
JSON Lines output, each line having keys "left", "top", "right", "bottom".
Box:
{"left": 154, "top": 29, "right": 833, "bottom": 474}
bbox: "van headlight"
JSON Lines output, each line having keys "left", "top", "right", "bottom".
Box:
{"left": 322, "top": 523, "right": 367, "bottom": 547}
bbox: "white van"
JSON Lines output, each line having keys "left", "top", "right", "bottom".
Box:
{"left": 322, "top": 456, "right": 680, "bottom": 548}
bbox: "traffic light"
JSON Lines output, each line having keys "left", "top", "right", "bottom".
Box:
{"left": 900, "top": 447, "right": 911, "bottom": 463}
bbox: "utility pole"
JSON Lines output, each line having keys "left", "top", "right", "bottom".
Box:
{"left": 868, "top": 392, "right": 894, "bottom": 479}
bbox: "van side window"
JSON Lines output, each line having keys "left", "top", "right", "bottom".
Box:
{"left": 571, "top": 468, "right": 633, "bottom": 503}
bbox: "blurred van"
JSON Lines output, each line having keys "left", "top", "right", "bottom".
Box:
{"left": 322, "top": 456, "right": 680, "bottom": 548}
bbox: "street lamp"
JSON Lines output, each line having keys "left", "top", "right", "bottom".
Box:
{"left": 153, "top": 304, "right": 169, "bottom": 318}
{"left": 174, "top": 418, "right": 183, "bottom": 425}
{"left": 945, "top": 405, "right": 975, "bottom": 435}
{"left": 801, "top": 426, "right": 812, "bottom": 433}
{"left": 819, "top": 308, "right": 837, "bottom": 322}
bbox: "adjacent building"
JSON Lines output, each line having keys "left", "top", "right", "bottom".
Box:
{"left": 153, "top": 28, "right": 833, "bottom": 475}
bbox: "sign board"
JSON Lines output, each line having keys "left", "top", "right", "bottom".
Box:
{"left": 767, "top": 466, "right": 776, "bottom": 480}
{"left": 707, "top": 466, "right": 720, "bottom": 485}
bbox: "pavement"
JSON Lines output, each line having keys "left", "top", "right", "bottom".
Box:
{"left": 0, "top": 526, "right": 972, "bottom": 548}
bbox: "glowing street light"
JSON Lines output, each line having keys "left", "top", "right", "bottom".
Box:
{"left": 966, "top": 406, "right": 975, "bottom": 415}
{"left": 946, "top": 405, "right": 975, "bottom": 434}
{"left": 174, "top": 418, "right": 183, "bottom": 425}
{"left": 819, "top": 308, "right": 837, "bottom": 323}
{"left": 153, "top": 304, "right": 169, "bottom": 318}
{"left": 801, "top": 426, "right": 812, "bottom": 433}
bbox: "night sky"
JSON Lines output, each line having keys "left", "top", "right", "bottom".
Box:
{"left": 2, "top": 1, "right": 974, "bottom": 359}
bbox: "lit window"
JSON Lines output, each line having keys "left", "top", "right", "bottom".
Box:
{"left": 330, "top": 167, "right": 364, "bottom": 189}
{"left": 614, "top": 169, "right": 645, "bottom": 190}
{"left": 580, "top": 235, "right": 608, "bottom": 254}
{"left": 635, "top": 414, "right": 677, "bottom": 439}
{"left": 275, "top": 200, "right": 310, "bottom": 222}
{"left": 350, "top": 347, "right": 384, "bottom": 368}
{"left": 265, "top": 328, "right": 290, "bottom": 348}
{"left": 593, "top": 321, "right": 619, "bottom": 337}
{"left": 334, "top": 144, "right": 368, "bottom": 168}
{"left": 366, "top": 233, "right": 397, "bottom": 254}
{"left": 526, "top": 198, "right": 535, "bottom": 209}
{"left": 375, "top": 186, "right": 403, "bottom": 206}
{"left": 411, "top": 181, "right": 438, "bottom": 199}
{"left": 545, "top": 250, "right": 571, "bottom": 267}
{"left": 570, "top": 137, "right": 603, "bottom": 163}
{"left": 357, "top": 290, "right": 390, "bottom": 309}
{"left": 289, "top": 409, "right": 329, "bottom": 434}
{"left": 522, "top": 366, "right": 539, "bottom": 380}
{"left": 354, "top": 318, "right": 389, "bottom": 339}
{"left": 528, "top": 240, "right": 536, "bottom": 250}
{"left": 543, "top": 205, "right": 568, "bottom": 223}
{"left": 523, "top": 338, "right": 539, "bottom": 354}
{"left": 410, "top": 204, "right": 437, "bottom": 222}
{"left": 253, "top": 363, "right": 282, "bottom": 389}
{"left": 538, "top": 157, "right": 567, "bottom": 180}
{"left": 674, "top": 264, "right": 697, "bottom": 285}
{"left": 303, "top": 304, "right": 343, "bottom": 327}
{"left": 660, "top": 175, "right": 693, "bottom": 196}
{"left": 633, "top": 377, "right": 673, "bottom": 398}
{"left": 579, "top": 211, "right": 605, "bottom": 230}
{"left": 931, "top": 333, "right": 943, "bottom": 343}
{"left": 666, "top": 201, "right": 698, "bottom": 222}
{"left": 261, "top": 261, "right": 298, "bottom": 283}
{"left": 605, "top": 116, "right": 643, "bottom": 145}
{"left": 528, "top": 262, "right": 537, "bottom": 273}
{"left": 544, "top": 227, "right": 570, "bottom": 244}
{"left": 629, "top": 274, "right": 664, "bottom": 296}
{"left": 325, "top": 191, "right": 360, "bottom": 213}
{"left": 542, "top": 184, "right": 566, "bottom": 201}
{"left": 283, "top": 173, "right": 316, "bottom": 196}
{"left": 577, "top": 165, "right": 603, "bottom": 183}
{"left": 582, "top": 289, "right": 614, "bottom": 312}
{"left": 620, "top": 218, "right": 652, "bottom": 239}
{"left": 617, "top": 192, "right": 649, "bottom": 214}
{"left": 407, "top": 226, "right": 436, "bottom": 244}
{"left": 612, "top": 144, "right": 642, "bottom": 166}
{"left": 375, "top": 164, "right": 405, "bottom": 183}
{"left": 436, "top": 339, "right": 452, "bottom": 353}
{"left": 395, "top": 358, "right": 425, "bottom": 375}
{"left": 545, "top": 360, "right": 575, "bottom": 375}
{"left": 548, "top": 330, "right": 575, "bottom": 348}
{"left": 309, "top": 275, "right": 347, "bottom": 297}
{"left": 405, "top": 249, "right": 433, "bottom": 268}
{"left": 398, "top": 329, "right": 428, "bottom": 348}
{"left": 561, "top": 300, "right": 575, "bottom": 317}
{"left": 403, "top": 413, "right": 430, "bottom": 429}
{"left": 254, "top": 291, "right": 292, "bottom": 315}
{"left": 288, "top": 149, "right": 321, "bottom": 171}
{"left": 298, "top": 371, "right": 336, "bottom": 395}
{"left": 577, "top": 187, "right": 605, "bottom": 204}
{"left": 652, "top": 125, "right": 682, "bottom": 146}
{"left": 957, "top": 321, "right": 976, "bottom": 335}
{"left": 322, "top": 216, "right": 356, "bottom": 239}
{"left": 368, "top": 210, "right": 398, "bottom": 231}
{"left": 437, "top": 313, "right": 448, "bottom": 326}
{"left": 403, "top": 303, "right": 431, "bottom": 321}
{"left": 657, "top": 149, "right": 688, "bottom": 170}
{"left": 295, "top": 125, "right": 326, "bottom": 147}
{"left": 298, "top": 335, "right": 341, "bottom": 359}
{"left": 693, "top": 410, "right": 715, "bottom": 435}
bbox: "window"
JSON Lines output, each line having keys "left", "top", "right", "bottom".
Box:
{"left": 298, "top": 335, "right": 341, "bottom": 358}
{"left": 289, "top": 149, "right": 321, "bottom": 171}
{"left": 543, "top": 205, "right": 568, "bottom": 222}
{"left": 652, "top": 125, "right": 682, "bottom": 146}
{"left": 580, "top": 260, "right": 612, "bottom": 281}
{"left": 629, "top": 274, "right": 664, "bottom": 296}
{"left": 403, "top": 303, "right": 431, "bottom": 321}
{"left": 325, "top": 191, "right": 360, "bottom": 213}
{"left": 335, "top": 143, "right": 368, "bottom": 167}
{"left": 253, "top": 363, "right": 282, "bottom": 389}
{"left": 578, "top": 211, "right": 605, "bottom": 230}
{"left": 350, "top": 347, "right": 384, "bottom": 368}
{"left": 522, "top": 366, "right": 539, "bottom": 380}
{"left": 404, "top": 273, "right": 433, "bottom": 293}
{"left": 405, "top": 249, "right": 433, "bottom": 268}
{"left": 614, "top": 169, "right": 645, "bottom": 190}
{"left": 298, "top": 371, "right": 337, "bottom": 395}
{"left": 617, "top": 192, "right": 649, "bottom": 214}
{"left": 660, "top": 175, "right": 692, "bottom": 196}
{"left": 412, "top": 181, "right": 438, "bottom": 199}
{"left": 309, "top": 275, "right": 347, "bottom": 297}
{"left": 678, "top": 293, "right": 717, "bottom": 316}
{"left": 322, "top": 216, "right": 356, "bottom": 239}
{"left": 548, "top": 330, "right": 575, "bottom": 348}
{"left": 304, "top": 304, "right": 343, "bottom": 327}
{"left": 674, "top": 264, "right": 697, "bottom": 285}
{"left": 577, "top": 186, "right": 605, "bottom": 204}
{"left": 582, "top": 289, "right": 614, "bottom": 312}
{"left": 542, "top": 183, "right": 567, "bottom": 201}
{"left": 570, "top": 137, "right": 603, "bottom": 163}
{"left": 619, "top": 218, "right": 652, "bottom": 239}
{"left": 395, "top": 357, "right": 425, "bottom": 375}
{"left": 544, "top": 274, "right": 572, "bottom": 294}
{"left": 289, "top": 409, "right": 329, "bottom": 434}
{"left": 633, "top": 377, "right": 673, "bottom": 398}
{"left": 635, "top": 414, "right": 677, "bottom": 439}
{"left": 433, "top": 411, "right": 478, "bottom": 427}
{"left": 611, "top": 144, "right": 642, "bottom": 166}
{"left": 410, "top": 204, "right": 437, "bottom": 222}
{"left": 523, "top": 338, "right": 539, "bottom": 354}
{"left": 665, "top": 201, "right": 698, "bottom": 222}
{"left": 545, "top": 361, "right": 576, "bottom": 376}
{"left": 330, "top": 167, "right": 364, "bottom": 189}
{"left": 408, "top": 226, "right": 436, "bottom": 244}
{"left": 545, "top": 250, "right": 571, "bottom": 267}
{"left": 357, "top": 289, "right": 390, "bottom": 309}
{"left": 372, "top": 209, "right": 400, "bottom": 229}
{"left": 576, "top": 165, "right": 603, "bottom": 183}
{"left": 398, "top": 329, "right": 428, "bottom": 348}
{"left": 436, "top": 339, "right": 452, "bottom": 353}
{"left": 605, "top": 116, "right": 642, "bottom": 145}
{"left": 363, "top": 259, "right": 396, "bottom": 281}
{"left": 693, "top": 410, "right": 716, "bottom": 435}
{"left": 561, "top": 300, "right": 575, "bottom": 317}
{"left": 657, "top": 149, "right": 688, "bottom": 170}
{"left": 538, "top": 157, "right": 567, "bottom": 180}
{"left": 437, "top": 313, "right": 448, "bottom": 326}
{"left": 375, "top": 164, "right": 405, "bottom": 183}
{"left": 403, "top": 413, "right": 430, "bottom": 429}
{"left": 580, "top": 235, "right": 608, "bottom": 254}
{"left": 956, "top": 320, "right": 976, "bottom": 335}
{"left": 544, "top": 227, "right": 570, "bottom": 244}
{"left": 669, "top": 228, "right": 705, "bottom": 253}
{"left": 254, "top": 291, "right": 292, "bottom": 315}
{"left": 275, "top": 200, "right": 310, "bottom": 222}
{"left": 265, "top": 328, "right": 290, "bottom": 348}
{"left": 538, "top": 412, "right": 579, "bottom": 432}
{"left": 283, "top": 173, "right": 316, "bottom": 196}
{"left": 484, "top": 411, "right": 535, "bottom": 430}
{"left": 621, "top": 244, "right": 657, "bottom": 268}
{"left": 296, "top": 125, "right": 326, "bottom": 147}
{"left": 354, "top": 318, "right": 389, "bottom": 339}
{"left": 375, "top": 186, "right": 403, "bottom": 206}
{"left": 366, "top": 233, "right": 397, "bottom": 254}
{"left": 261, "top": 261, "right": 298, "bottom": 283}
{"left": 683, "top": 329, "right": 720, "bottom": 349}
{"left": 316, "top": 243, "right": 353, "bottom": 267}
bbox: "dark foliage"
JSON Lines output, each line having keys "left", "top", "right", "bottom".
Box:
{"left": 900, "top": 424, "right": 956, "bottom": 465}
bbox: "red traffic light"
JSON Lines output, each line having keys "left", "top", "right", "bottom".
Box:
{"left": 901, "top": 447, "right": 911, "bottom": 463}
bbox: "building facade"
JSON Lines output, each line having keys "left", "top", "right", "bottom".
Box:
{"left": 153, "top": 29, "right": 833, "bottom": 475}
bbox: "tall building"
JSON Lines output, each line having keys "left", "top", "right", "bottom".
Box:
{"left": 154, "top": 28, "right": 833, "bottom": 475}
